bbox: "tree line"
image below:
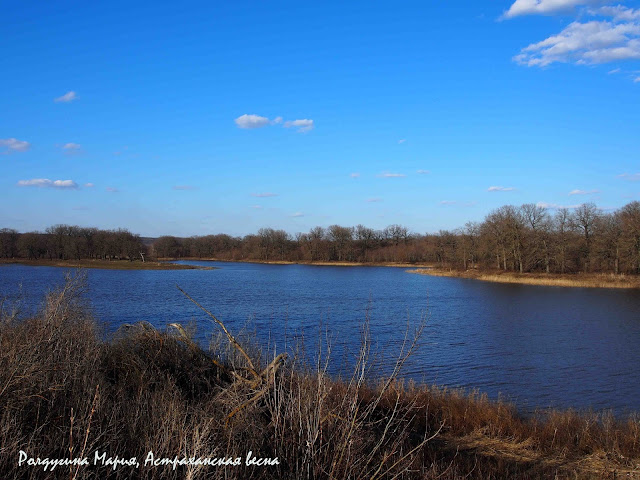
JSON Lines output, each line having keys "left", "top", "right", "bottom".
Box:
{"left": 2, "top": 201, "right": 640, "bottom": 274}
{"left": 0, "top": 225, "right": 145, "bottom": 261}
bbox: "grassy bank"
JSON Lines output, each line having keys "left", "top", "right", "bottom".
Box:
{"left": 0, "top": 258, "right": 215, "bottom": 270}
{"left": 160, "top": 256, "right": 436, "bottom": 268}
{"left": 1, "top": 275, "right": 638, "bottom": 479}
{"left": 407, "top": 268, "right": 640, "bottom": 289}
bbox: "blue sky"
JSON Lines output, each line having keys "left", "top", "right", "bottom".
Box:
{"left": 1, "top": 0, "right": 639, "bottom": 237}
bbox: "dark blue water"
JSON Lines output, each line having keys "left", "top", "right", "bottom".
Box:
{"left": 2, "top": 261, "right": 640, "bottom": 415}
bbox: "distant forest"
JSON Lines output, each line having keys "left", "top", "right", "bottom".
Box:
{"left": 2, "top": 201, "right": 640, "bottom": 275}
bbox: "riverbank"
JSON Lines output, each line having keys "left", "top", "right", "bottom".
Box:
{"left": 161, "top": 256, "right": 437, "bottom": 268}
{"left": 407, "top": 267, "right": 640, "bottom": 289}
{"left": 1, "top": 276, "right": 638, "bottom": 479}
{"left": 0, "top": 258, "right": 215, "bottom": 270}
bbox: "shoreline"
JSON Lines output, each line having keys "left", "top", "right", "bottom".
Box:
{"left": 407, "top": 267, "right": 640, "bottom": 289}
{"left": 0, "top": 258, "right": 215, "bottom": 271}
{"left": 160, "top": 256, "right": 437, "bottom": 268}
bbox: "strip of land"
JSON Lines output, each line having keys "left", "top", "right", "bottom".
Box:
{"left": 160, "top": 256, "right": 436, "bottom": 268}
{"left": 0, "top": 258, "right": 215, "bottom": 270}
{"left": 407, "top": 267, "right": 640, "bottom": 289}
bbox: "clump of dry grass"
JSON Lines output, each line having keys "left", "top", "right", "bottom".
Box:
{"left": 0, "top": 272, "right": 639, "bottom": 479}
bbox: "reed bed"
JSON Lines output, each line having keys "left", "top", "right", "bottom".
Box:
{"left": 0, "top": 272, "right": 638, "bottom": 479}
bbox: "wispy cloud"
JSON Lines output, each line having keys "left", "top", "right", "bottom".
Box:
{"left": 173, "top": 185, "right": 197, "bottom": 191}
{"left": 289, "top": 212, "right": 304, "bottom": 217}
{"left": 608, "top": 67, "right": 621, "bottom": 74}
{"left": 17, "top": 178, "right": 78, "bottom": 189}
{"left": 416, "top": 169, "right": 430, "bottom": 175}
{"left": 251, "top": 192, "right": 278, "bottom": 197}
{"left": 377, "top": 172, "right": 406, "bottom": 178}
{"left": 62, "top": 142, "right": 81, "bottom": 150}
{"left": 54, "top": 91, "right": 77, "bottom": 103}
{"left": 106, "top": 187, "right": 119, "bottom": 193}
{"left": 272, "top": 116, "right": 283, "bottom": 125}
{"left": 569, "top": 188, "right": 600, "bottom": 195}
{"left": 618, "top": 172, "right": 640, "bottom": 181}
{"left": 235, "top": 114, "right": 271, "bottom": 129}
{"left": 1, "top": 138, "right": 30, "bottom": 153}
{"left": 503, "top": 0, "right": 602, "bottom": 19}
{"left": 84, "top": 183, "right": 94, "bottom": 188}
{"left": 488, "top": 186, "right": 515, "bottom": 192}
{"left": 367, "top": 198, "right": 382, "bottom": 202}
{"left": 635, "top": 76, "right": 640, "bottom": 82}
{"left": 398, "top": 139, "right": 407, "bottom": 144}
{"left": 350, "top": 172, "right": 360, "bottom": 178}
{"left": 537, "top": 201, "right": 581, "bottom": 209}
{"left": 512, "top": 6, "right": 640, "bottom": 67}
{"left": 284, "top": 119, "right": 314, "bottom": 133}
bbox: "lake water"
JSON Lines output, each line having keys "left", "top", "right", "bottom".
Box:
{"left": 2, "top": 260, "right": 639, "bottom": 415}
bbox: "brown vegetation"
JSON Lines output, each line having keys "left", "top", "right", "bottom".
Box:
{"left": 1, "top": 274, "right": 639, "bottom": 479}
{"left": 0, "top": 258, "right": 213, "bottom": 270}
{"left": 408, "top": 268, "right": 640, "bottom": 289}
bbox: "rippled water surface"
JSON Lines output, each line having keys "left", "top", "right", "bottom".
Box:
{"left": 2, "top": 261, "right": 639, "bottom": 414}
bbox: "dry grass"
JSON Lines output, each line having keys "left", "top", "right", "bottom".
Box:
{"left": 0, "top": 258, "right": 214, "bottom": 270}
{"left": 1, "top": 273, "right": 639, "bottom": 479}
{"left": 408, "top": 268, "right": 640, "bottom": 289}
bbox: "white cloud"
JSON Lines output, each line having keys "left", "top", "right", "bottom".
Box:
{"left": 235, "top": 114, "right": 270, "bottom": 129}
{"left": 503, "top": 0, "right": 602, "bottom": 18}
{"left": 416, "top": 169, "right": 430, "bottom": 175}
{"left": 272, "top": 116, "right": 283, "bottom": 124}
{"left": 0, "top": 138, "right": 30, "bottom": 153}
{"left": 398, "top": 139, "right": 407, "bottom": 144}
{"left": 513, "top": 7, "right": 640, "bottom": 67}
{"left": 488, "top": 186, "right": 516, "bottom": 192}
{"left": 439, "top": 200, "right": 457, "bottom": 205}
{"left": 54, "top": 91, "right": 77, "bottom": 103}
{"left": 367, "top": 198, "right": 382, "bottom": 202}
{"left": 62, "top": 142, "right": 81, "bottom": 150}
{"left": 17, "top": 178, "right": 78, "bottom": 189}
{"left": 251, "top": 192, "right": 278, "bottom": 197}
{"left": 84, "top": 183, "right": 94, "bottom": 188}
{"left": 537, "top": 201, "right": 581, "bottom": 209}
{"left": 618, "top": 172, "right": 640, "bottom": 181}
{"left": 569, "top": 188, "right": 600, "bottom": 195}
{"left": 377, "top": 172, "right": 406, "bottom": 178}
{"left": 106, "top": 187, "right": 119, "bottom": 193}
{"left": 290, "top": 212, "right": 304, "bottom": 217}
{"left": 608, "top": 67, "right": 621, "bottom": 73}
{"left": 173, "top": 185, "right": 197, "bottom": 191}
{"left": 635, "top": 76, "right": 640, "bottom": 82}
{"left": 284, "top": 119, "right": 314, "bottom": 133}
{"left": 350, "top": 172, "right": 360, "bottom": 178}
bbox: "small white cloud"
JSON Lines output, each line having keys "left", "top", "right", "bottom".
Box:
{"left": 106, "top": 187, "right": 119, "bottom": 193}
{"left": 537, "top": 201, "right": 581, "bottom": 209}
{"left": 618, "top": 172, "right": 640, "bottom": 181}
{"left": 488, "top": 186, "right": 516, "bottom": 192}
{"left": 569, "top": 189, "right": 600, "bottom": 195}
{"left": 235, "top": 114, "right": 270, "bottom": 129}
{"left": 173, "top": 185, "right": 197, "bottom": 191}
{"left": 350, "top": 172, "right": 360, "bottom": 178}
{"left": 272, "top": 116, "right": 283, "bottom": 124}
{"left": 62, "top": 142, "right": 81, "bottom": 150}
{"left": 367, "top": 198, "right": 382, "bottom": 202}
{"left": 503, "top": 0, "right": 602, "bottom": 19}
{"left": 84, "top": 183, "right": 94, "bottom": 188}
{"left": 608, "top": 67, "right": 621, "bottom": 74}
{"left": 416, "top": 169, "right": 430, "bottom": 175}
{"left": 398, "top": 139, "right": 407, "bottom": 144}
{"left": 0, "top": 138, "right": 30, "bottom": 153}
{"left": 377, "top": 172, "right": 406, "bottom": 178}
{"left": 634, "top": 76, "right": 640, "bottom": 82}
{"left": 439, "top": 200, "right": 457, "bottom": 205}
{"left": 284, "top": 119, "right": 314, "bottom": 133}
{"left": 290, "top": 212, "right": 304, "bottom": 217}
{"left": 17, "top": 178, "right": 78, "bottom": 189}
{"left": 54, "top": 91, "right": 77, "bottom": 103}
{"left": 251, "top": 192, "right": 278, "bottom": 197}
